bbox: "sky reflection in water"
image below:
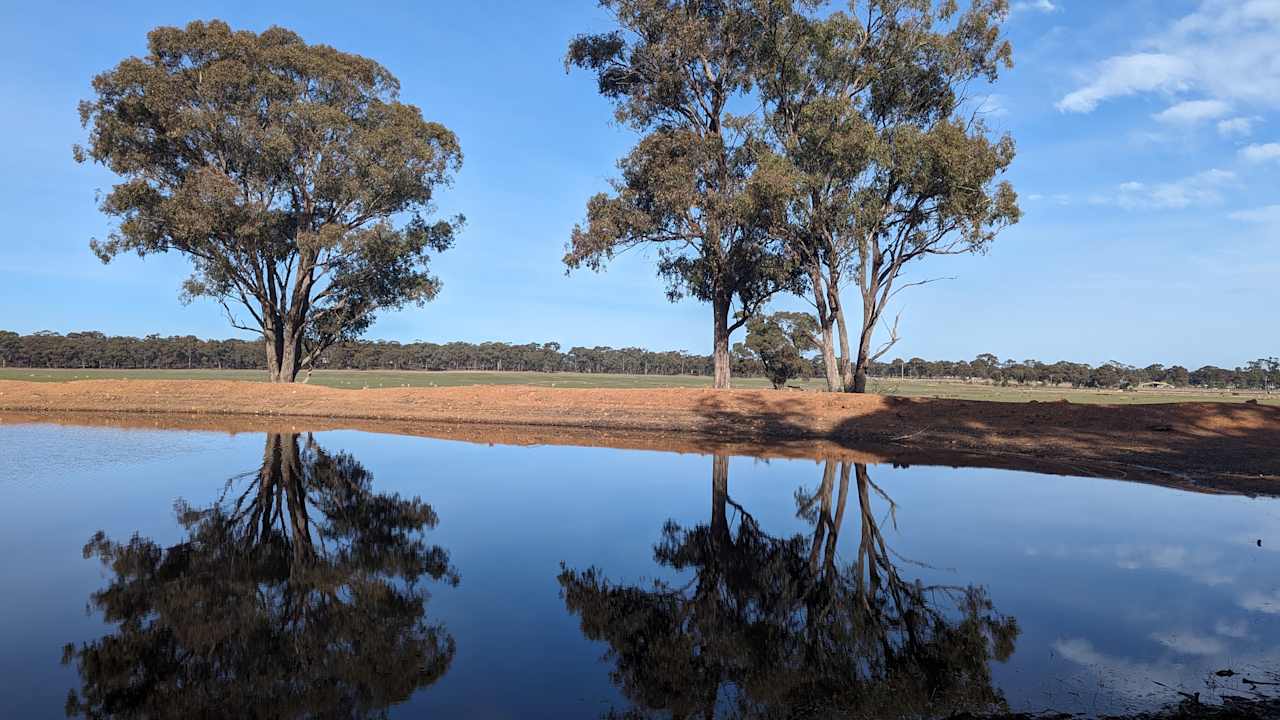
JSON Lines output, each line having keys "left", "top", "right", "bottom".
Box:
{"left": 0, "top": 422, "right": 1278, "bottom": 718}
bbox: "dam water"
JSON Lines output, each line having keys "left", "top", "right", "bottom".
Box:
{"left": 1, "top": 420, "right": 1278, "bottom": 718}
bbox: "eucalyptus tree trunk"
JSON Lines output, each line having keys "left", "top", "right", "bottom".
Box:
{"left": 810, "top": 267, "right": 842, "bottom": 392}
{"left": 712, "top": 296, "right": 732, "bottom": 390}
{"left": 853, "top": 315, "right": 874, "bottom": 394}
{"left": 850, "top": 253, "right": 886, "bottom": 394}
{"left": 807, "top": 257, "right": 855, "bottom": 392}
{"left": 818, "top": 322, "right": 841, "bottom": 392}
{"left": 830, "top": 290, "right": 853, "bottom": 391}
{"left": 264, "top": 320, "right": 305, "bottom": 383}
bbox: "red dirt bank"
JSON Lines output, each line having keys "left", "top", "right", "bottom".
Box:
{"left": 0, "top": 379, "right": 1276, "bottom": 492}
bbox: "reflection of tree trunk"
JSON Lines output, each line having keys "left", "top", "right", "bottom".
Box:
{"left": 809, "top": 460, "right": 854, "bottom": 577}
{"left": 852, "top": 462, "right": 924, "bottom": 651}
{"left": 805, "top": 460, "right": 853, "bottom": 639}
{"left": 280, "top": 434, "right": 314, "bottom": 568}
{"left": 809, "top": 460, "right": 836, "bottom": 572}
{"left": 240, "top": 434, "right": 317, "bottom": 564}
{"left": 247, "top": 435, "right": 280, "bottom": 545}
{"left": 855, "top": 463, "right": 881, "bottom": 591}
{"left": 826, "top": 462, "right": 851, "bottom": 574}
{"left": 711, "top": 454, "right": 730, "bottom": 548}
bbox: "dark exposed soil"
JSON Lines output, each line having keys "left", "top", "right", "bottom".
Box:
{"left": 1, "top": 379, "right": 1276, "bottom": 494}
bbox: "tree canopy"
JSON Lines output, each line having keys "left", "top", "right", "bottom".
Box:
{"left": 756, "top": 0, "right": 1020, "bottom": 392}
{"left": 740, "top": 310, "right": 818, "bottom": 388}
{"left": 564, "top": 0, "right": 800, "bottom": 388}
{"left": 63, "top": 433, "right": 458, "bottom": 718}
{"left": 559, "top": 457, "right": 1018, "bottom": 717}
{"left": 78, "top": 20, "right": 463, "bottom": 382}
{"left": 565, "top": 1, "right": 1020, "bottom": 392}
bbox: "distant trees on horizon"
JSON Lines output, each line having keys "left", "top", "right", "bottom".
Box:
{"left": 2, "top": 330, "right": 1275, "bottom": 392}
{"left": 68, "top": 11, "right": 1264, "bottom": 395}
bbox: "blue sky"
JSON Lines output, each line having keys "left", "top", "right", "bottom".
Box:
{"left": 0, "top": 0, "right": 1276, "bottom": 368}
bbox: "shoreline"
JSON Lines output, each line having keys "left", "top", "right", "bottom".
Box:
{"left": 1, "top": 379, "right": 1277, "bottom": 493}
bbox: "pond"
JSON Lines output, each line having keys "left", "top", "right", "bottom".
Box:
{"left": 1, "top": 420, "right": 1278, "bottom": 718}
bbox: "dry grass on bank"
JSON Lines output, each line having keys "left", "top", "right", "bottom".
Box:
{"left": 0, "top": 367, "right": 1273, "bottom": 406}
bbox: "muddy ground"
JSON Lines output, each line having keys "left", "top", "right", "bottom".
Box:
{"left": 0, "top": 379, "right": 1276, "bottom": 494}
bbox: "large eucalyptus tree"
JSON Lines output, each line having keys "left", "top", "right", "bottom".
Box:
{"left": 759, "top": 0, "right": 1021, "bottom": 392}
{"left": 78, "top": 20, "right": 463, "bottom": 382}
{"left": 564, "top": 0, "right": 799, "bottom": 389}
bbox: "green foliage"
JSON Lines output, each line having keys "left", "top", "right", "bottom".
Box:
{"left": 565, "top": 0, "right": 803, "bottom": 386}
{"left": 77, "top": 20, "right": 463, "bottom": 380}
{"left": 4, "top": 330, "right": 1276, "bottom": 396}
{"left": 742, "top": 311, "right": 818, "bottom": 388}
{"left": 63, "top": 434, "right": 457, "bottom": 718}
{"left": 754, "top": 0, "right": 1021, "bottom": 392}
{"left": 569, "top": 127, "right": 793, "bottom": 309}
{"left": 559, "top": 459, "right": 1019, "bottom": 717}
{"left": 564, "top": 1, "right": 1020, "bottom": 391}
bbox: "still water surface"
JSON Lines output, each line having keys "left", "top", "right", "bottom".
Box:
{"left": 1, "top": 422, "right": 1279, "bottom": 718}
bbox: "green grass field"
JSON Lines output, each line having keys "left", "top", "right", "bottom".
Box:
{"left": 0, "top": 367, "right": 1275, "bottom": 405}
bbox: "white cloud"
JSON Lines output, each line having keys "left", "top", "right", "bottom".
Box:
{"left": 1054, "top": 637, "right": 1108, "bottom": 666}
{"left": 1057, "top": 54, "right": 1193, "bottom": 113}
{"left": 1104, "top": 543, "right": 1235, "bottom": 585}
{"left": 1150, "top": 630, "right": 1226, "bottom": 655}
{"left": 1240, "top": 142, "right": 1280, "bottom": 162}
{"left": 1153, "top": 99, "right": 1231, "bottom": 124}
{"left": 1110, "top": 168, "right": 1236, "bottom": 210}
{"left": 1217, "top": 117, "right": 1257, "bottom": 137}
{"left": 1013, "top": 0, "right": 1058, "bottom": 12}
{"left": 1240, "top": 589, "right": 1280, "bottom": 614}
{"left": 1229, "top": 204, "right": 1280, "bottom": 224}
{"left": 1027, "top": 192, "right": 1073, "bottom": 205}
{"left": 1214, "top": 618, "right": 1249, "bottom": 638}
{"left": 1058, "top": 1, "right": 1280, "bottom": 114}
{"left": 1052, "top": 638, "right": 1203, "bottom": 703}
{"left": 1055, "top": 634, "right": 1280, "bottom": 709}
{"left": 976, "top": 93, "right": 1009, "bottom": 118}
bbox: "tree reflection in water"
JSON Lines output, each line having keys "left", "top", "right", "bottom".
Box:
{"left": 63, "top": 433, "right": 458, "bottom": 719}
{"left": 559, "top": 457, "right": 1019, "bottom": 719}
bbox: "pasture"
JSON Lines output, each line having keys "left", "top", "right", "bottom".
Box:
{"left": 0, "top": 367, "right": 1274, "bottom": 405}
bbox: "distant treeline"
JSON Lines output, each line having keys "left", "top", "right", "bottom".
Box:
{"left": 1, "top": 330, "right": 1276, "bottom": 390}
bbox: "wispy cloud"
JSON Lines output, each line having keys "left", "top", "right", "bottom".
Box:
{"left": 1053, "top": 637, "right": 1199, "bottom": 703}
{"left": 1240, "top": 589, "right": 1280, "bottom": 615}
{"left": 1150, "top": 630, "right": 1226, "bottom": 656}
{"left": 1214, "top": 618, "right": 1249, "bottom": 638}
{"left": 1058, "top": 54, "right": 1192, "bottom": 113}
{"left": 1102, "top": 168, "right": 1236, "bottom": 210}
{"left": 1229, "top": 204, "right": 1280, "bottom": 224}
{"left": 977, "top": 93, "right": 1009, "bottom": 118}
{"left": 1153, "top": 99, "right": 1231, "bottom": 124}
{"left": 1026, "top": 192, "right": 1072, "bottom": 205}
{"left": 1057, "top": 1, "right": 1280, "bottom": 114}
{"left": 1217, "top": 116, "right": 1257, "bottom": 137}
{"left": 1012, "top": 0, "right": 1058, "bottom": 13}
{"left": 1240, "top": 142, "right": 1280, "bottom": 162}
